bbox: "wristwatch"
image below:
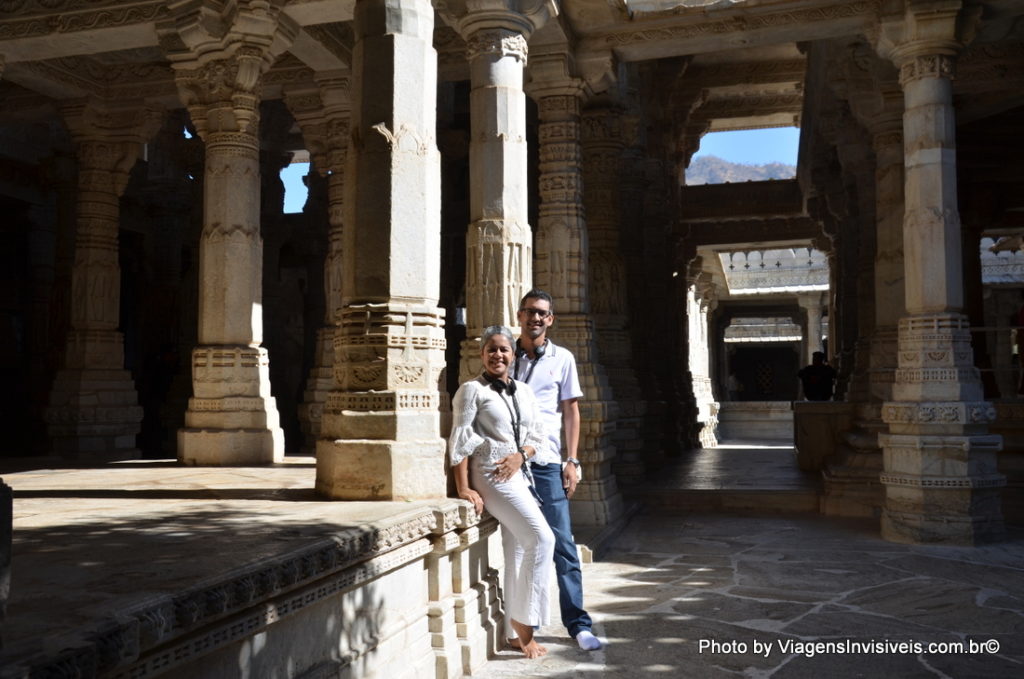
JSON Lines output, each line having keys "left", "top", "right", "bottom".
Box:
{"left": 565, "top": 457, "right": 581, "bottom": 468}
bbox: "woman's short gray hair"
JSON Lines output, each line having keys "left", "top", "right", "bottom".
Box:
{"left": 481, "top": 325, "right": 514, "bottom": 346}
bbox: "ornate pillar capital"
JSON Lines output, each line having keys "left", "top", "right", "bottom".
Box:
{"left": 443, "top": 0, "right": 555, "bottom": 45}
{"left": 873, "top": 0, "right": 979, "bottom": 75}
{"left": 160, "top": 2, "right": 298, "bottom": 138}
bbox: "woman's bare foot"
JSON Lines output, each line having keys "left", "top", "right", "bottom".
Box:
{"left": 511, "top": 619, "right": 547, "bottom": 659}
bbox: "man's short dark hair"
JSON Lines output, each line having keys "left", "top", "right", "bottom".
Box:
{"left": 520, "top": 289, "right": 554, "bottom": 313}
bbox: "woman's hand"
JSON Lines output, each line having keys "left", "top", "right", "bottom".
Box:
{"left": 458, "top": 487, "right": 484, "bottom": 514}
{"left": 494, "top": 446, "right": 531, "bottom": 483}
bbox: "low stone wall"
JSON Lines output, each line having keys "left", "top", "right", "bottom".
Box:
{"left": 717, "top": 401, "right": 794, "bottom": 442}
{"left": 0, "top": 502, "right": 504, "bottom": 679}
{"left": 792, "top": 401, "right": 855, "bottom": 472}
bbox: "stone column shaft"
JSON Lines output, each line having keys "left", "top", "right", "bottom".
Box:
{"left": 45, "top": 102, "right": 157, "bottom": 459}
{"left": 879, "top": 44, "right": 1004, "bottom": 544}
{"left": 316, "top": 0, "right": 446, "bottom": 501}
{"left": 529, "top": 71, "right": 623, "bottom": 525}
{"left": 459, "top": 23, "right": 533, "bottom": 383}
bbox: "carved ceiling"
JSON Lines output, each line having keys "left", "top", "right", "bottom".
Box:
{"left": 0, "top": 1, "right": 1022, "bottom": 149}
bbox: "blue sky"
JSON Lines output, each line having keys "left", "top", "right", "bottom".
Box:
{"left": 692, "top": 126, "right": 800, "bottom": 166}
{"left": 280, "top": 126, "right": 802, "bottom": 213}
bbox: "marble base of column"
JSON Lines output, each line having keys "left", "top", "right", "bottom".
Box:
{"left": 297, "top": 326, "right": 338, "bottom": 453}
{"left": 45, "top": 330, "right": 142, "bottom": 459}
{"left": 821, "top": 417, "right": 884, "bottom": 518}
{"left": 879, "top": 314, "right": 1006, "bottom": 544}
{"left": 316, "top": 304, "right": 447, "bottom": 500}
{"left": 46, "top": 368, "right": 142, "bottom": 459}
{"left": 878, "top": 433, "right": 1004, "bottom": 544}
{"left": 822, "top": 327, "right": 898, "bottom": 517}
{"left": 178, "top": 345, "right": 284, "bottom": 465}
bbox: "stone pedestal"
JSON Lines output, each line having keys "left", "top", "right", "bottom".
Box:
{"left": 877, "top": 23, "right": 1005, "bottom": 543}
{"left": 316, "top": 0, "right": 447, "bottom": 500}
{"left": 44, "top": 102, "right": 158, "bottom": 459}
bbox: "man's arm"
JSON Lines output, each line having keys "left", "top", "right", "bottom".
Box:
{"left": 562, "top": 397, "right": 580, "bottom": 498}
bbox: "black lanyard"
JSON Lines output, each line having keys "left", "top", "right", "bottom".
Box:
{"left": 514, "top": 351, "right": 540, "bottom": 384}
{"left": 497, "top": 389, "right": 522, "bottom": 449}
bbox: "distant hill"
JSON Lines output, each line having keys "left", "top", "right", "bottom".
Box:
{"left": 686, "top": 155, "right": 796, "bottom": 185}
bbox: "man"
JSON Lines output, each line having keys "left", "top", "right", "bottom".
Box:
{"left": 798, "top": 351, "right": 837, "bottom": 401}
{"left": 512, "top": 289, "right": 601, "bottom": 651}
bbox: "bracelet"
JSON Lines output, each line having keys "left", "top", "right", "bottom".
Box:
{"left": 518, "top": 447, "right": 528, "bottom": 459}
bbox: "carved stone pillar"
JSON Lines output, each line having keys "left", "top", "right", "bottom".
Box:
{"left": 688, "top": 266, "right": 718, "bottom": 449}
{"left": 44, "top": 100, "right": 160, "bottom": 459}
{"left": 582, "top": 107, "right": 647, "bottom": 486}
{"left": 457, "top": 16, "right": 536, "bottom": 383}
{"left": 527, "top": 58, "right": 623, "bottom": 525}
{"left": 315, "top": 0, "right": 447, "bottom": 500}
{"left": 878, "top": 8, "right": 1004, "bottom": 543}
{"left": 170, "top": 38, "right": 293, "bottom": 465}
{"left": 286, "top": 74, "right": 351, "bottom": 452}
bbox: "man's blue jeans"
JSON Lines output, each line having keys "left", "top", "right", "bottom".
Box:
{"left": 531, "top": 462, "right": 592, "bottom": 637}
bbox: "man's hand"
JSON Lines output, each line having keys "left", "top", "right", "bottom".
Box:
{"left": 562, "top": 461, "right": 579, "bottom": 498}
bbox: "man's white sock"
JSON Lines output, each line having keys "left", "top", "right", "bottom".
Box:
{"left": 576, "top": 630, "right": 601, "bottom": 650}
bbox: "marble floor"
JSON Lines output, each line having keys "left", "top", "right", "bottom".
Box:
{"left": 471, "top": 512, "right": 1024, "bottom": 678}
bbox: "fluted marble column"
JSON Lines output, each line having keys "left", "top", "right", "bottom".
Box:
{"left": 582, "top": 107, "right": 647, "bottom": 485}
{"left": 457, "top": 17, "right": 536, "bottom": 383}
{"left": 45, "top": 100, "right": 160, "bottom": 459}
{"left": 286, "top": 74, "right": 351, "bottom": 452}
{"left": 527, "top": 58, "right": 623, "bottom": 525}
{"left": 173, "top": 48, "right": 287, "bottom": 465}
{"left": 316, "top": 0, "right": 447, "bottom": 500}
{"left": 878, "top": 8, "right": 1004, "bottom": 543}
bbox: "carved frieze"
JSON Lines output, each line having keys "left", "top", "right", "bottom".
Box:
{"left": 882, "top": 402, "right": 997, "bottom": 426}
{"left": 898, "top": 54, "right": 956, "bottom": 85}
{"left": 465, "top": 28, "right": 528, "bottom": 65}
{"left": 0, "top": 1, "right": 164, "bottom": 40}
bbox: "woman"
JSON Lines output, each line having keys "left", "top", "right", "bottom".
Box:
{"left": 449, "top": 325, "right": 555, "bottom": 659}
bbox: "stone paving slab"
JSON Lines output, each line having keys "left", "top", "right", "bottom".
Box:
{"left": 469, "top": 513, "right": 1024, "bottom": 678}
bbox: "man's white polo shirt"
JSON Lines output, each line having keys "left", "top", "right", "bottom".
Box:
{"left": 511, "top": 339, "right": 583, "bottom": 466}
